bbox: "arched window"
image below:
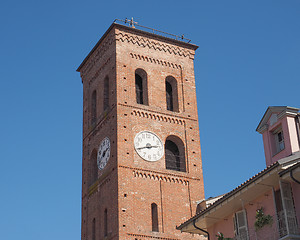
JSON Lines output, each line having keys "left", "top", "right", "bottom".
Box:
{"left": 166, "top": 81, "right": 173, "bottom": 111}
{"left": 104, "top": 208, "right": 108, "bottom": 237}
{"left": 135, "top": 74, "right": 143, "bottom": 104}
{"left": 89, "top": 150, "right": 98, "bottom": 186}
{"left": 92, "top": 218, "right": 96, "bottom": 240}
{"left": 151, "top": 203, "right": 159, "bottom": 232}
{"left": 135, "top": 69, "right": 148, "bottom": 105}
{"left": 103, "top": 76, "right": 109, "bottom": 110}
{"left": 91, "top": 90, "right": 97, "bottom": 124}
{"left": 165, "top": 76, "right": 178, "bottom": 112}
{"left": 165, "top": 136, "right": 186, "bottom": 172}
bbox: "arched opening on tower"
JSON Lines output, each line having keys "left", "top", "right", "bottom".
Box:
{"left": 165, "top": 76, "right": 179, "bottom": 112}
{"left": 151, "top": 203, "right": 159, "bottom": 232}
{"left": 135, "top": 68, "right": 148, "bottom": 105}
{"left": 165, "top": 136, "right": 186, "bottom": 172}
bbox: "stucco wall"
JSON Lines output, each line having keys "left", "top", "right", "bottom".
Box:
{"left": 207, "top": 189, "right": 275, "bottom": 240}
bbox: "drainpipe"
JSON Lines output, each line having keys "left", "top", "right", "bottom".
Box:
{"left": 193, "top": 219, "right": 210, "bottom": 240}
{"left": 295, "top": 115, "right": 300, "bottom": 149}
{"left": 290, "top": 169, "right": 300, "bottom": 185}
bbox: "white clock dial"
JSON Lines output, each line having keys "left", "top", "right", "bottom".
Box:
{"left": 97, "top": 137, "right": 111, "bottom": 170}
{"left": 134, "top": 131, "right": 164, "bottom": 162}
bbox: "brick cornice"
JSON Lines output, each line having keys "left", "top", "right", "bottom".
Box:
{"left": 116, "top": 30, "right": 195, "bottom": 59}
{"left": 127, "top": 233, "right": 179, "bottom": 240}
{"left": 118, "top": 103, "right": 197, "bottom": 122}
{"left": 129, "top": 52, "right": 182, "bottom": 69}
{"left": 118, "top": 165, "right": 202, "bottom": 182}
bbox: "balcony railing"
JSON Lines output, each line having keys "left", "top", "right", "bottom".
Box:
{"left": 113, "top": 18, "right": 192, "bottom": 43}
{"left": 233, "top": 211, "right": 300, "bottom": 240}
{"left": 277, "top": 210, "right": 299, "bottom": 238}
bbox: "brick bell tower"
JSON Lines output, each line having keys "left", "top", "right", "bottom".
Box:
{"left": 77, "top": 19, "right": 205, "bottom": 240}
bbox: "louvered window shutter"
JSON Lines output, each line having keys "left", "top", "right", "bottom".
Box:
{"left": 280, "top": 181, "right": 298, "bottom": 235}
{"left": 234, "top": 210, "right": 249, "bottom": 240}
{"left": 233, "top": 215, "right": 237, "bottom": 236}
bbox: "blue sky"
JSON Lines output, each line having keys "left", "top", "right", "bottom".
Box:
{"left": 0, "top": 1, "right": 299, "bottom": 239}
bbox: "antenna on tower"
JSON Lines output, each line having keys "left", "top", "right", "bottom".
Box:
{"left": 124, "top": 17, "right": 138, "bottom": 28}
{"left": 114, "top": 18, "right": 192, "bottom": 43}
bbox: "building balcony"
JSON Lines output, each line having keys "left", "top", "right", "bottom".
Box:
{"left": 233, "top": 211, "right": 300, "bottom": 240}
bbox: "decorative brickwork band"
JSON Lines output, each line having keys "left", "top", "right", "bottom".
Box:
{"left": 116, "top": 31, "right": 195, "bottom": 59}
{"left": 130, "top": 53, "right": 182, "bottom": 69}
{"left": 131, "top": 110, "right": 185, "bottom": 125}
{"left": 118, "top": 165, "right": 201, "bottom": 182}
{"left": 133, "top": 170, "right": 189, "bottom": 185}
{"left": 127, "top": 233, "right": 178, "bottom": 240}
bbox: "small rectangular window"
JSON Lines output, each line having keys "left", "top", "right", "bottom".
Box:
{"left": 151, "top": 203, "right": 159, "bottom": 232}
{"left": 273, "top": 128, "right": 285, "bottom": 154}
{"left": 104, "top": 209, "right": 108, "bottom": 237}
{"left": 277, "top": 131, "right": 284, "bottom": 151}
{"left": 92, "top": 218, "right": 96, "bottom": 240}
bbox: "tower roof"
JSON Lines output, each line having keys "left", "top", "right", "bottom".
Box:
{"left": 256, "top": 106, "right": 299, "bottom": 133}
{"left": 76, "top": 22, "right": 198, "bottom": 72}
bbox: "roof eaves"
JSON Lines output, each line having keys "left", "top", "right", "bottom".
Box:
{"left": 279, "top": 160, "right": 300, "bottom": 177}
{"left": 256, "top": 106, "right": 299, "bottom": 133}
{"left": 177, "top": 161, "right": 279, "bottom": 230}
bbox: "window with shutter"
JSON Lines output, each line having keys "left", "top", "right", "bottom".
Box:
{"left": 272, "top": 127, "right": 285, "bottom": 154}
{"left": 234, "top": 210, "right": 249, "bottom": 240}
{"left": 274, "top": 188, "right": 287, "bottom": 237}
{"left": 279, "top": 181, "right": 298, "bottom": 235}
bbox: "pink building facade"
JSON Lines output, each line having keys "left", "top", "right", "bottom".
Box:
{"left": 258, "top": 107, "right": 300, "bottom": 166}
{"left": 178, "top": 106, "right": 300, "bottom": 240}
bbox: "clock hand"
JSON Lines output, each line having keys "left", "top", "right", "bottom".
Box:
{"left": 102, "top": 148, "right": 108, "bottom": 157}
{"left": 136, "top": 144, "right": 160, "bottom": 150}
{"left": 136, "top": 146, "right": 148, "bottom": 150}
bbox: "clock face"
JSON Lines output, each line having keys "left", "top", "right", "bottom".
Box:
{"left": 97, "top": 137, "right": 111, "bottom": 170}
{"left": 134, "top": 131, "right": 164, "bottom": 162}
